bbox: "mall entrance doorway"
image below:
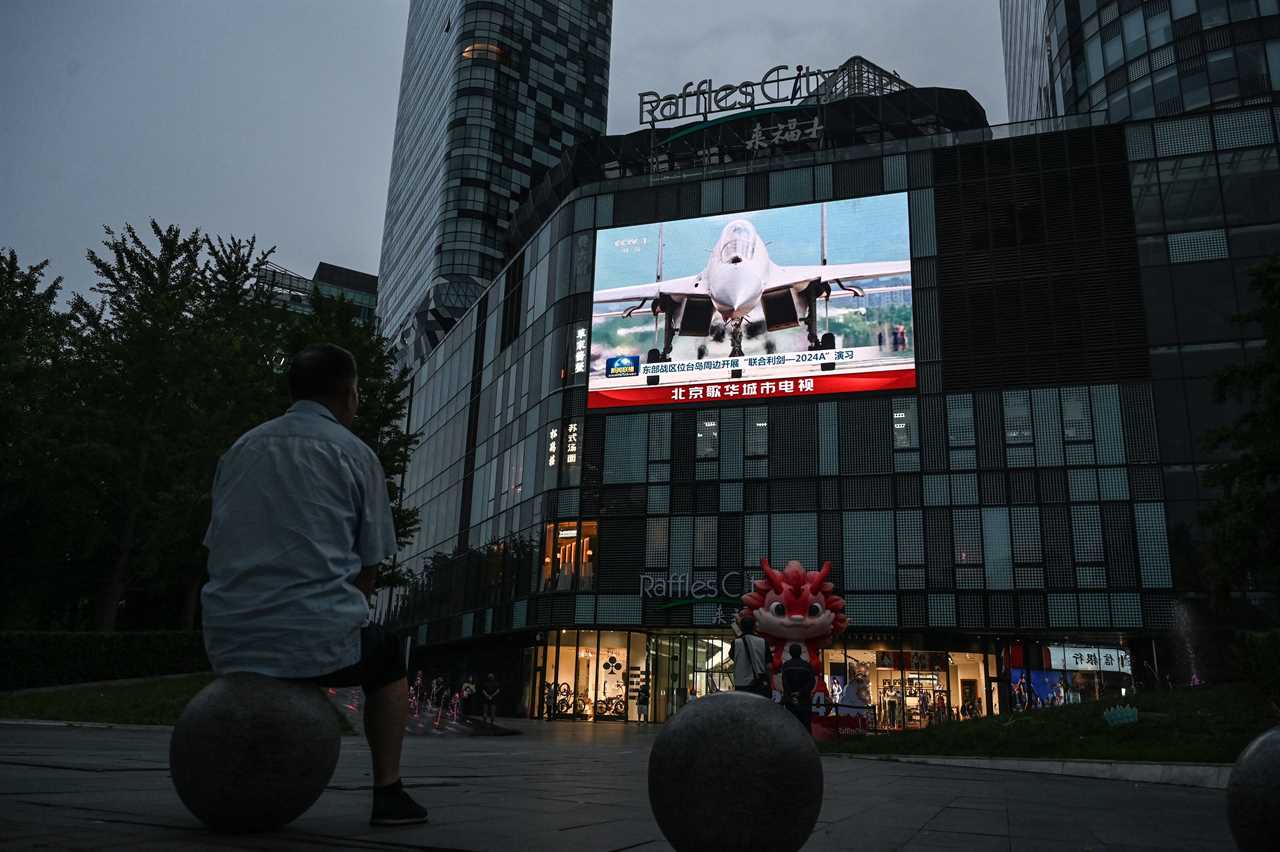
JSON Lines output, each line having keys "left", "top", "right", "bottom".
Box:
{"left": 527, "top": 629, "right": 735, "bottom": 723}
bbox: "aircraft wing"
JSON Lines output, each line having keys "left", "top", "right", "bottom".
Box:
{"left": 826, "top": 283, "right": 913, "bottom": 301}
{"left": 592, "top": 274, "right": 702, "bottom": 304}
{"left": 772, "top": 260, "right": 912, "bottom": 289}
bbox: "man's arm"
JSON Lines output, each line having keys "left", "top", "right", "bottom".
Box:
{"left": 353, "top": 452, "right": 397, "bottom": 597}
{"left": 355, "top": 564, "right": 379, "bottom": 598}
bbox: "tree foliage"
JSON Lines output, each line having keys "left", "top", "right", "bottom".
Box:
{"left": 0, "top": 251, "right": 78, "bottom": 627}
{"left": 1202, "top": 257, "right": 1280, "bottom": 591}
{"left": 1, "top": 221, "right": 416, "bottom": 631}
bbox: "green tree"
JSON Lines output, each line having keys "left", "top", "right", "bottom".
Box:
{"left": 1202, "top": 257, "right": 1280, "bottom": 593}
{"left": 6, "top": 221, "right": 417, "bottom": 631}
{"left": 144, "top": 235, "right": 285, "bottom": 628}
{"left": 0, "top": 250, "right": 82, "bottom": 627}
{"left": 65, "top": 223, "right": 278, "bottom": 630}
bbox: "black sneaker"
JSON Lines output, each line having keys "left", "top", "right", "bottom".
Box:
{"left": 370, "top": 784, "right": 430, "bottom": 826}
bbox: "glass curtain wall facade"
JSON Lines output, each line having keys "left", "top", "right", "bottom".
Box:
{"left": 1003, "top": 0, "right": 1055, "bottom": 121}
{"left": 378, "top": 103, "right": 1280, "bottom": 721}
{"left": 378, "top": 0, "right": 612, "bottom": 358}
{"left": 1001, "top": 0, "right": 1280, "bottom": 121}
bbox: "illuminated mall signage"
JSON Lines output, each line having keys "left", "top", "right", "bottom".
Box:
{"left": 640, "top": 572, "right": 742, "bottom": 600}
{"left": 638, "top": 63, "right": 832, "bottom": 126}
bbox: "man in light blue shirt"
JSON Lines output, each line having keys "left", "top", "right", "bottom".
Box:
{"left": 203, "top": 343, "right": 428, "bottom": 826}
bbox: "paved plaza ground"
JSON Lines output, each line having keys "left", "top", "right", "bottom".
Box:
{"left": 0, "top": 719, "right": 1236, "bottom": 851}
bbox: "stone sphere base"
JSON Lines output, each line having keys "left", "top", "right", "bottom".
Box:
{"left": 648, "top": 691, "right": 822, "bottom": 852}
{"left": 169, "top": 674, "right": 341, "bottom": 833}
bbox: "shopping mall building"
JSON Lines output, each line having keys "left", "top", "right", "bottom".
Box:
{"left": 374, "top": 49, "right": 1280, "bottom": 726}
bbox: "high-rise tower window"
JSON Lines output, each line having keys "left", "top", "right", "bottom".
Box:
{"left": 462, "top": 42, "right": 504, "bottom": 61}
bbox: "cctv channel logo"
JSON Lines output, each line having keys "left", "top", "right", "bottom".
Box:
{"left": 605, "top": 355, "right": 640, "bottom": 379}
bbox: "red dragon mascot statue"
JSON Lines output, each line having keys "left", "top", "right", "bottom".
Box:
{"left": 739, "top": 558, "right": 847, "bottom": 695}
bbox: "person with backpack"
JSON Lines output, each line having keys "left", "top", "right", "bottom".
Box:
{"left": 729, "top": 616, "right": 772, "bottom": 699}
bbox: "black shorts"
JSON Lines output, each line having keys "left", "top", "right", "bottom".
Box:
{"left": 301, "top": 624, "right": 406, "bottom": 696}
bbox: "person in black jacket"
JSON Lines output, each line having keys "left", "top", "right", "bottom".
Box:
{"left": 780, "top": 644, "right": 816, "bottom": 732}
{"left": 480, "top": 673, "right": 500, "bottom": 725}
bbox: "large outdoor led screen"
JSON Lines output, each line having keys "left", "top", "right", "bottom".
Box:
{"left": 587, "top": 194, "right": 914, "bottom": 409}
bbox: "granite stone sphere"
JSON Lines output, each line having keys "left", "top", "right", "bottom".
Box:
{"left": 169, "top": 674, "right": 341, "bottom": 833}
{"left": 1227, "top": 726, "right": 1280, "bottom": 852}
{"left": 648, "top": 691, "right": 822, "bottom": 852}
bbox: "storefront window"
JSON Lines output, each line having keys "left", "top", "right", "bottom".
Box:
{"left": 540, "top": 522, "right": 579, "bottom": 592}
{"left": 574, "top": 631, "right": 598, "bottom": 719}
{"left": 539, "top": 524, "right": 554, "bottom": 592}
{"left": 521, "top": 646, "right": 535, "bottom": 717}
{"left": 596, "top": 631, "right": 628, "bottom": 719}
{"left": 987, "top": 653, "right": 1002, "bottom": 716}
{"left": 694, "top": 636, "right": 733, "bottom": 696}
{"left": 1006, "top": 643, "right": 1133, "bottom": 710}
{"left": 818, "top": 645, "right": 997, "bottom": 729}
{"left": 578, "top": 521, "right": 597, "bottom": 591}
{"left": 549, "top": 631, "right": 582, "bottom": 717}
{"left": 651, "top": 636, "right": 681, "bottom": 722}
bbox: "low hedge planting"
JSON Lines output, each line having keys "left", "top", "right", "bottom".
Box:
{"left": 0, "top": 631, "right": 209, "bottom": 691}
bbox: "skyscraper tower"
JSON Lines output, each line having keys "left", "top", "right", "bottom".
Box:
{"left": 1000, "top": 0, "right": 1053, "bottom": 122}
{"left": 1000, "top": 0, "right": 1280, "bottom": 123}
{"left": 378, "top": 0, "right": 612, "bottom": 358}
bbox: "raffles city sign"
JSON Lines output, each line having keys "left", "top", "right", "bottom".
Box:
{"left": 640, "top": 572, "right": 742, "bottom": 601}
{"left": 638, "top": 64, "right": 833, "bottom": 126}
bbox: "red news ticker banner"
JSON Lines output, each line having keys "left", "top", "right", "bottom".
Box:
{"left": 587, "top": 367, "right": 916, "bottom": 409}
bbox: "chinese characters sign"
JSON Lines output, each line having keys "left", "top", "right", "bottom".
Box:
{"left": 745, "top": 117, "right": 823, "bottom": 152}
{"left": 1048, "top": 645, "right": 1132, "bottom": 673}
{"left": 574, "top": 327, "right": 588, "bottom": 375}
{"left": 565, "top": 422, "right": 579, "bottom": 465}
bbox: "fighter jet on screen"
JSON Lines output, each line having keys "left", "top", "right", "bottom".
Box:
{"left": 594, "top": 219, "right": 910, "bottom": 360}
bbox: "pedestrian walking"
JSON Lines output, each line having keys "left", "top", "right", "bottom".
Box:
{"left": 461, "top": 674, "right": 477, "bottom": 715}
{"left": 729, "top": 616, "right": 772, "bottom": 698}
{"left": 636, "top": 680, "right": 650, "bottom": 723}
{"left": 480, "top": 673, "right": 500, "bottom": 725}
{"left": 780, "top": 645, "right": 816, "bottom": 732}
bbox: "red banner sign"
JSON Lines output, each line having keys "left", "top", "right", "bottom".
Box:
{"left": 587, "top": 368, "right": 916, "bottom": 409}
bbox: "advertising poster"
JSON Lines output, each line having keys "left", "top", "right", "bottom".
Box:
{"left": 587, "top": 194, "right": 914, "bottom": 409}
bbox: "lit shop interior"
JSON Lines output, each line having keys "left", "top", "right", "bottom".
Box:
{"left": 522, "top": 630, "right": 1135, "bottom": 726}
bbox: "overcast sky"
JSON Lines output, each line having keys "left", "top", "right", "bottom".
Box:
{"left": 0, "top": 0, "right": 1007, "bottom": 305}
